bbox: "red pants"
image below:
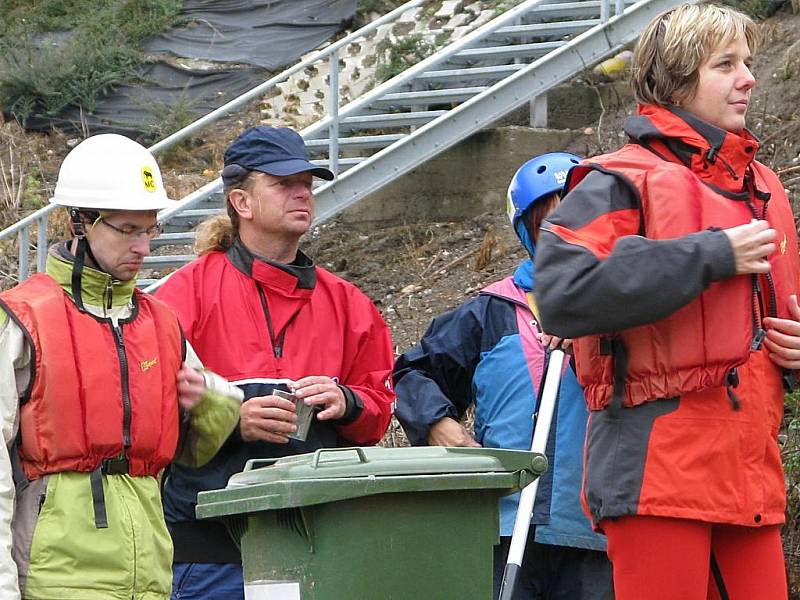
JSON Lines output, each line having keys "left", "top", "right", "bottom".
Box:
{"left": 602, "top": 515, "right": 788, "bottom": 600}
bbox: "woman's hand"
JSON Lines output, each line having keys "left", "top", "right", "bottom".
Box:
{"left": 723, "top": 220, "right": 776, "bottom": 275}
{"left": 763, "top": 295, "right": 800, "bottom": 370}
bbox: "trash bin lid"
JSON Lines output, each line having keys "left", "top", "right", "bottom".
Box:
{"left": 196, "top": 446, "right": 546, "bottom": 519}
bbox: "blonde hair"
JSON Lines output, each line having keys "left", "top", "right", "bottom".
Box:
{"left": 631, "top": 3, "right": 760, "bottom": 106}
{"left": 193, "top": 170, "right": 257, "bottom": 255}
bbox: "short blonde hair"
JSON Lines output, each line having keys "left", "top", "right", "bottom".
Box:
{"left": 631, "top": 3, "right": 760, "bottom": 106}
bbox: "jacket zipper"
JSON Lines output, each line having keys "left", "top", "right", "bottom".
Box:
{"left": 744, "top": 194, "right": 776, "bottom": 347}
{"left": 111, "top": 323, "right": 132, "bottom": 448}
{"left": 726, "top": 181, "right": 774, "bottom": 410}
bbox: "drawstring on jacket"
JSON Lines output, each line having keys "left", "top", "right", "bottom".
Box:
{"left": 704, "top": 147, "right": 739, "bottom": 181}
{"left": 725, "top": 368, "right": 741, "bottom": 411}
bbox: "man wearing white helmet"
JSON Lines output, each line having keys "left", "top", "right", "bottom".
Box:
{"left": 0, "top": 134, "right": 240, "bottom": 600}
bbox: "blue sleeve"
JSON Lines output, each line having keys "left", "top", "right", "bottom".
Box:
{"left": 393, "top": 295, "right": 517, "bottom": 445}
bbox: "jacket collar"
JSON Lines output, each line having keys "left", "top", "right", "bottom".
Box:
{"left": 226, "top": 238, "right": 317, "bottom": 290}
{"left": 48, "top": 241, "right": 136, "bottom": 307}
{"left": 624, "top": 104, "right": 760, "bottom": 194}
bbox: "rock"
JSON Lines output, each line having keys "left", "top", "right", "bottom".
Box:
{"left": 435, "top": 1, "right": 464, "bottom": 19}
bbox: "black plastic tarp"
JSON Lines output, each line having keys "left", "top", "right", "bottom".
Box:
{"left": 22, "top": 0, "right": 357, "bottom": 137}
{"left": 148, "top": 0, "right": 358, "bottom": 70}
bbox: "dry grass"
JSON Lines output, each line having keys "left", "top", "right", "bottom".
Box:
{"left": 0, "top": 122, "right": 66, "bottom": 289}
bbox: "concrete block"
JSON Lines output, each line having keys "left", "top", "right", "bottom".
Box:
{"left": 449, "top": 25, "right": 474, "bottom": 41}
{"left": 494, "top": 81, "right": 633, "bottom": 130}
{"left": 340, "top": 127, "right": 581, "bottom": 224}
{"left": 392, "top": 21, "right": 416, "bottom": 36}
{"left": 442, "top": 12, "right": 471, "bottom": 30}
{"left": 469, "top": 10, "right": 496, "bottom": 30}
{"left": 397, "top": 7, "right": 422, "bottom": 24}
{"left": 463, "top": 2, "right": 483, "bottom": 15}
{"left": 435, "top": 1, "right": 464, "bottom": 19}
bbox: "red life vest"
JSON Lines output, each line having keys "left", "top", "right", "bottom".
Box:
{"left": 0, "top": 274, "right": 184, "bottom": 479}
{"left": 566, "top": 144, "right": 800, "bottom": 410}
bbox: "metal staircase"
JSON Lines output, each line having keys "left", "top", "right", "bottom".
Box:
{"left": 0, "top": 0, "right": 690, "bottom": 290}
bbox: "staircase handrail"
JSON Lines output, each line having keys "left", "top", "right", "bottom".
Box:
{"left": 141, "top": 0, "right": 600, "bottom": 230}
{"left": 300, "top": 0, "right": 581, "bottom": 140}
{"left": 310, "top": 0, "right": 663, "bottom": 221}
{"left": 147, "top": 0, "right": 425, "bottom": 155}
{"left": 0, "top": 0, "right": 424, "bottom": 279}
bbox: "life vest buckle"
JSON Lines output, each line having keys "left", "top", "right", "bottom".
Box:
{"left": 101, "top": 457, "right": 130, "bottom": 475}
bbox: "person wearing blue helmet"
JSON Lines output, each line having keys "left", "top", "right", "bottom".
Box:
{"left": 394, "top": 153, "right": 613, "bottom": 599}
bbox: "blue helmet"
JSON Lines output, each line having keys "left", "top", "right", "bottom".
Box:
{"left": 506, "top": 152, "right": 581, "bottom": 257}
{"left": 506, "top": 152, "right": 582, "bottom": 226}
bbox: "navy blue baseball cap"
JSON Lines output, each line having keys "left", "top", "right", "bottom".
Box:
{"left": 223, "top": 126, "right": 334, "bottom": 181}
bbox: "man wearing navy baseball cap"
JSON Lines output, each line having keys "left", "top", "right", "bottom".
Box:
{"left": 155, "top": 126, "right": 396, "bottom": 600}
{"left": 223, "top": 125, "right": 334, "bottom": 181}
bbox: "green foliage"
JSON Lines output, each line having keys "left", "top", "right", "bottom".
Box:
{"left": 0, "top": 0, "right": 183, "bottom": 123}
{"left": 357, "top": 0, "right": 406, "bottom": 16}
{"left": 139, "top": 91, "right": 200, "bottom": 163}
{"left": 375, "top": 34, "right": 436, "bottom": 83}
{"left": 21, "top": 166, "right": 44, "bottom": 211}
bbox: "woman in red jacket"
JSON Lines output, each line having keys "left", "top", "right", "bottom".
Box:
{"left": 534, "top": 4, "right": 799, "bottom": 599}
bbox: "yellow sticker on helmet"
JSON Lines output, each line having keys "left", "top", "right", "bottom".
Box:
{"left": 506, "top": 195, "right": 515, "bottom": 222}
{"left": 141, "top": 166, "right": 157, "bottom": 193}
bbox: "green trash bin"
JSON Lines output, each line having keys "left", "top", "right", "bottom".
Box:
{"left": 196, "top": 446, "right": 546, "bottom": 600}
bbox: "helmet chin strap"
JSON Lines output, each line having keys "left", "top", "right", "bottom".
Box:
{"left": 69, "top": 209, "right": 100, "bottom": 312}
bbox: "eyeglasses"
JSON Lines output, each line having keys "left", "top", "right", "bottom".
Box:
{"left": 97, "top": 218, "right": 162, "bottom": 240}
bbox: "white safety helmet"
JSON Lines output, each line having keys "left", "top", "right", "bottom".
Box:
{"left": 50, "top": 134, "right": 175, "bottom": 211}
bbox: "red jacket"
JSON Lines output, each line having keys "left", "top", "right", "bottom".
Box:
{"left": 535, "top": 104, "right": 798, "bottom": 528}
{"left": 0, "top": 274, "right": 183, "bottom": 479}
{"left": 156, "top": 241, "right": 395, "bottom": 561}
{"left": 156, "top": 242, "right": 394, "bottom": 444}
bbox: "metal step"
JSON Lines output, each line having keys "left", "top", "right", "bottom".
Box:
{"left": 524, "top": 0, "right": 633, "bottom": 20}
{"left": 164, "top": 208, "right": 222, "bottom": 229}
{"left": 489, "top": 19, "right": 600, "bottom": 40}
{"left": 339, "top": 110, "right": 447, "bottom": 131}
{"left": 142, "top": 255, "right": 196, "bottom": 269}
{"left": 416, "top": 63, "right": 525, "bottom": 84}
{"left": 374, "top": 86, "right": 488, "bottom": 106}
{"left": 305, "top": 134, "right": 405, "bottom": 153}
{"left": 150, "top": 231, "right": 197, "bottom": 248}
{"left": 453, "top": 40, "right": 567, "bottom": 62}
{"left": 311, "top": 157, "right": 365, "bottom": 172}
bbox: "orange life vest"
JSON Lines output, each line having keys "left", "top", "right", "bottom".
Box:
{"left": 0, "top": 274, "right": 184, "bottom": 479}
{"left": 567, "top": 145, "right": 800, "bottom": 410}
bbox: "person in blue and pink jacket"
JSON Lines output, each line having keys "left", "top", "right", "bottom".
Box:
{"left": 394, "top": 153, "right": 612, "bottom": 600}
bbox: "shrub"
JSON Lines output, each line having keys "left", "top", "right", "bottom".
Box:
{"left": 0, "top": 0, "right": 182, "bottom": 124}
{"left": 375, "top": 34, "right": 436, "bottom": 83}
